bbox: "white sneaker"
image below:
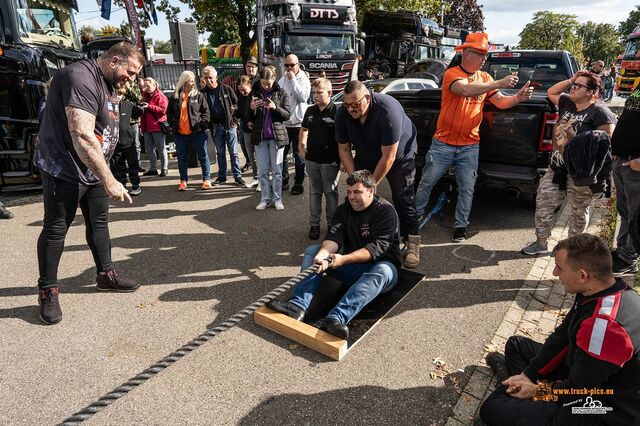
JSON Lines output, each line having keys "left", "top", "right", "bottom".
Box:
{"left": 256, "top": 202, "right": 269, "bottom": 211}
{"left": 256, "top": 181, "right": 261, "bottom": 192}
{"left": 274, "top": 202, "right": 284, "bottom": 211}
{"left": 246, "top": 178, "right": 259, "bottom": 188}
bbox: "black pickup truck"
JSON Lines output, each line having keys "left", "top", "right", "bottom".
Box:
{"left": 392, "top": 50, "right": 581, "bottom": 198}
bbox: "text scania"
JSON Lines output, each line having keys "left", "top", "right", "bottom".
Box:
{"left": 308, "top": 63, "right": 338, "bottom": 69}
{"left": 310, "top": 8, "right": 339, "bottom": 19}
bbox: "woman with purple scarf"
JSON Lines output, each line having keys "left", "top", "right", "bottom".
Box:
{"left": 249, "top": 66, "right": 291, "bottom": 211}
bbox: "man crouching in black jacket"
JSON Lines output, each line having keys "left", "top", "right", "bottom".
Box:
{"left": 481, "top": 233, "right": 640, "bottom": 426}
{"left": 111, "top": 92, "right": 144, "bottom": 195}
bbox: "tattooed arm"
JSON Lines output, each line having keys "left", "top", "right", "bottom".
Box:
{"left": 65, "top": 106, "right": 132, "bottom": 203}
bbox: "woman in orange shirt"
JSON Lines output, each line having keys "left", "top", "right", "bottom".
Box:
{"left": 167, "top": 71, "right": 211, "bottom": 190}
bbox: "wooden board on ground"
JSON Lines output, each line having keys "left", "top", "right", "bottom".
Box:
{"left": 254, "top": 269, "right": 425, "bottom": 360}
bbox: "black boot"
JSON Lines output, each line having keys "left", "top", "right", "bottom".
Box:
{"left": 313, "top": 317, "right": 349, "bottom": 339}
{"left": 266, "top": 300, "right": 305, "bottom": 321}
{"left": 485, "top": 352, "right": 509, "bottom": 384}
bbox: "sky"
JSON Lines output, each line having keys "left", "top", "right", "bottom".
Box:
{"left": 75, "top": 0, "right": 639, "bottom": 46}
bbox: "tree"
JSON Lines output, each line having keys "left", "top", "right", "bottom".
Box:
{"left": 355, "top": 0, "right": 442, "bottom": 25}
{"left": 154, "top": 40, "right": 172, "bottom": 53}
{"left": 519, "top": 11, "right": 582, "bottom": 58}
{"left": 578, "top": 21, "right": 623, "bottom": 66}
{"left": 443, "top": 0, "right": 484, "bottom": 31}
{"left": 618, "top": 4, "right": 640, "bottom": 43}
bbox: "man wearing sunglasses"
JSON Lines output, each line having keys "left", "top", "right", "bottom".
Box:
{"left": 33, "top": 42, "right": 145, "bottom": 325}
{"left": 414, "top": 32, "right": 534, "bottom": 243}
{"left": 278, "top": 54, "right": 311, "bottom": 195}
{"left": 335, "top": 80, "right": 421, "bottom": 269}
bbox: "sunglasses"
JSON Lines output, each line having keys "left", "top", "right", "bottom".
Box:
{"left": 284, "top": 63, "right": 298, "bottom": 68}
{"left": 343, "top": 94, "right": 368, "bottom": 109}
{"left": 571, "top": 82, "right": 593, "bottom": 90}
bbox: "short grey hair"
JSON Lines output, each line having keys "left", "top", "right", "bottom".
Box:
{"left": 202, "top": 65, "right": 217, "bottom": 77}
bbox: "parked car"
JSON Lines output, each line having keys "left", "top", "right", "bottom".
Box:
{"left": 392, "top": 49, "right": 581, "bottom": 199}
{"left": 332, "top": 77, "right": 437, "bottom": 106}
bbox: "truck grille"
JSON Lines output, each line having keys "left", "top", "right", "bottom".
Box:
{"left": 307, "top": 70, "right": 351, "bottom": 91}
{"left": 623, "top": 69, "right": 640, "bottom": 77}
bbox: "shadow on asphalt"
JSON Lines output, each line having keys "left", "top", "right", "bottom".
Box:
{"left": 1, "top": 183, "right": 538, "bottom": 333}
{"left": 238, "top": 366, "right": 476, "bottom": 425}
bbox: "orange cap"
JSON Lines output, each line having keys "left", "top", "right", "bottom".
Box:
{"left": 455, "top": 32, "right": 489, "bottom": 52}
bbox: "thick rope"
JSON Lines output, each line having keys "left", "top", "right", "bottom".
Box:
{"left": 60, "top": 264, "right": 319, "bottom": 425}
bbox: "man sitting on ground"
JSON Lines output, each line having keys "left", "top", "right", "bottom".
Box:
{"left": 480, "top": 233, "right": 640, "bottom": 426}
{"left": 267, "top": 170, "right": 402, "bottom": 339}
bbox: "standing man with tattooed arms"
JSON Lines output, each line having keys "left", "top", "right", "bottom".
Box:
{"left": 33, "top": 42, "right": 144, "bottom": 325}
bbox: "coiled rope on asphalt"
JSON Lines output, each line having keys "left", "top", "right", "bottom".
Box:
{"left": 60, "top": 264, "right": 319, "bottom": 425}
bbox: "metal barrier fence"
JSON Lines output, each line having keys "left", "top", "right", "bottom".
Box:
{"left": 147, "top": 62, "right": 244, "bottom": 92}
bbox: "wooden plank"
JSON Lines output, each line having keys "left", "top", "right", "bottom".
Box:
{"left": 254, "top": 306, "right": 348, "bottom": 361}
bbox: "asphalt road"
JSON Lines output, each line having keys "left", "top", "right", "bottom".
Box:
{"left": 0, "top": 165, "right": 541, "bottom": 425}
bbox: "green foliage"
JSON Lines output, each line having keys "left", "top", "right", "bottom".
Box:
{"left": 154, "top": 40, "right": 172, "bottom": 53}
{"left": 519, "top": 11, "right": 583, "bottom": 59}
{"left": 618, "top": 5, "right": 640, "bottom": 43}
{"left": 443, "top": 0, "right": 484, "bottom": 31}
{"left": 184, "top": 0, "right": 255, "bottom": 60}
{"left": 355, "top": 0, "right": 442, "bottom": 24}
{"left": 577, "top": 21, "right": 623, "bottom": 66}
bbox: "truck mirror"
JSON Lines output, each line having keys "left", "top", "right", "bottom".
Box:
{"left": 359, "top": 32, "right": 366, "bottom": 39}
{"left": 358, "top": 39, "right": 365, "bottom": 56}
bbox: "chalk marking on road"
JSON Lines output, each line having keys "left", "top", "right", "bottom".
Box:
{"left": 451, "top": 246, "right": 497, "bottom": 264}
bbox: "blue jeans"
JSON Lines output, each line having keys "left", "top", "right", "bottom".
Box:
{"left": 213, "top": 124, "right": 241, "bottom": 180}
{"left": 175, "top": 131, "right": 210, "bottom": 182}
{"left": 414, "top": 138, "right": 479, "bottom": 228}
{"left": 255, "top": 139, "right": 284, "bottom": 204}
{"left": 143, "top": 131, "right": 167, "bottom": 172}
{"left": 289, "top": 245, "right": 398, "bottom": 324}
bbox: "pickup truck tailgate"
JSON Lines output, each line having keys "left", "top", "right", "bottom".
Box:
{"left": 480, "top": 94, "right": 549, "bottom": 167}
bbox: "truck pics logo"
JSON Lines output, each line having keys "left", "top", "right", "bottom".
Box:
{"left": 571, "top": 396, "right": 613, "bottom": 415}
{"left": 308, "top": 63, "right": 338, "bottom": 69}
{"left": 309, "top": 8, "right": 339, "bottom": 19}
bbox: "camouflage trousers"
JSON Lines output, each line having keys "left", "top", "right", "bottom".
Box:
{"left": 534, "top": 169, "right": 598, "bottom": 241}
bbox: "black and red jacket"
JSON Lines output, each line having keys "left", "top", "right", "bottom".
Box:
{"left": 523, "top": 278, "right": 640, "bottom": 425}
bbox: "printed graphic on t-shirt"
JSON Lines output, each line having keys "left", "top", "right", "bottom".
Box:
{"left": 624, "top": 87, "right": 640, "bottom": 112}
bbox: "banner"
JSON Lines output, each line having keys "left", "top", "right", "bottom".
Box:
{"left": 123, "top": 0, "right": 144, "bottom": 51}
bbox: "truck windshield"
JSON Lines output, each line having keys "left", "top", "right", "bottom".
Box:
{"left": 286, "top": 34, "right": 355, "bottom": 55}
{"left": 483, "top": 57, "right": 566, "bottom": 91}
{"left": 13, "top": 0, "right": 79, "bottom": 50}
{"left": 623, "top": 38, "right": 640, "bottom": 60}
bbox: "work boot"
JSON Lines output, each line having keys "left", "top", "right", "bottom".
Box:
{"left": 38, "top": 287, "right": 62, "bottom": 325}
{"left": 291, "top": 183, "right": 304, "bottom": 195}
{"left": 314, "top": 317, "right": 349, "bottom": 339}
{"left": 266, "top": 300, "right": 305, "bottom": 321}
{"left": 402, "top": 235, "right": 421, "bottom": 269}
{"left": 96, "top": 268, "right": 140, "bottom": 292}
{"left": 485, "top": 352, "right": 509, "bottom": 384}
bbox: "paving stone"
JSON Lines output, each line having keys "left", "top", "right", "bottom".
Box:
{"left": 445, "top": 417, "right": 466, "bottom": 426}
{"left": 465, "top": 371, "right": 493, "bottom": 400}
{"left": 495, "top": 320, "right": 518, "bottom": 340}
{"left": 451, "top": 392, "right": 481, "bottom": 425}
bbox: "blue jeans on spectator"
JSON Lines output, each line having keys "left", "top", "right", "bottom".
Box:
{"left": 144, "top": 131, "right": 167, "bottom": 172}
{"left": 175, "top": 131, "right": 210, "bottom": 182}
{"left": 282, "top": 126, "right": 305, "bottom": 186}
{"left": 255, "top": 139, "right": 284, "bottom": 204}
{"left": 306, "top": 160, "right": 339, "bottom": 227}
{"left": 414, "top": 138, "right": 479, "bottom": 228}
{"left": 289, "top": 245, "right": 398, "bottom": 324}
{"left": 213, "top": 124, "right": 242, "bottom": 181}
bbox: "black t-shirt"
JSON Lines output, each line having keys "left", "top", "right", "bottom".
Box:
{"left": 334, "top": 92, "right": 417, "bottom": 171}
{"left": 611, "top": 88, "right": 640, "bottom": 158}
{"left": 34, "top": 59, "right": 119, "bottom": 185}
{"left": 209, "top": 86, "right": 225, "bottom": 124}
{"left": 324, "top": 195, "right": 402, "bottom": 268}
{"left": 301, "top": 101, "right": 339, "bottom": 164}
{"left": 550, "top": 94, "right": 617, "bottom": 169}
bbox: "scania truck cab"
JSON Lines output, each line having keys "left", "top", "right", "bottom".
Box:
{"left": 257, "top": 0, "right": 360, "bottom": 92}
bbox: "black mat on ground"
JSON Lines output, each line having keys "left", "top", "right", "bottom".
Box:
{"left": 303, "top": 269, "right": 425, "bottom": 348}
